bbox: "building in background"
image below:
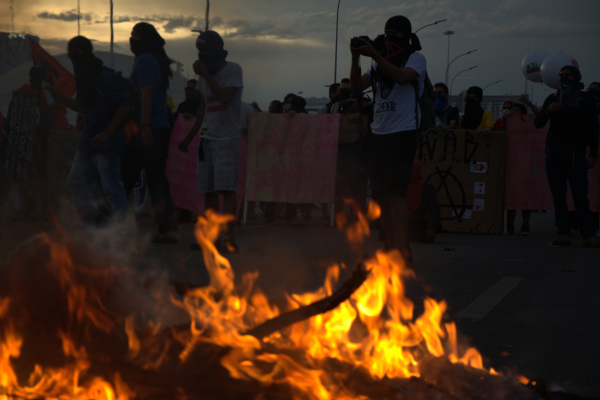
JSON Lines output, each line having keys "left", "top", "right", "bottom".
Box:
{"left": 0, "top": 32, "right": 40, "bottom": 74}
{"left": 305, "top": 97, "right": 329, "bottom": 113}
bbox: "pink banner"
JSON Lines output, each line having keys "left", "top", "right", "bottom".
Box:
{"left": 504, "top": 114, "right": 600, "bottom": 211}
{"left": 166, "top": 114, "right": 247, "bottom": 217}
{"left": 245, "top": 113, "right": 339, "bottom": 203}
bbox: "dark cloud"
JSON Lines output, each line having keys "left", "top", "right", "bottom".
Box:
{"left": 37, "top": 9, "right": 93, "bottom": 23}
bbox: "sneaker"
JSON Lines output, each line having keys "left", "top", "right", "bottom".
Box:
{"left": 507, "top": 225, "right": 515, "bottom": 235}
{"left": 582, "top": 236, "right": 600, "bottom": 248}
{"left": 151, "top": 233, "right": 178, "bottom": 244}
{"left": 552, "top": 234, "right": 571, "bottom": 246}
{"left": 521, "top": 224, "right": 530, "bottom": 236}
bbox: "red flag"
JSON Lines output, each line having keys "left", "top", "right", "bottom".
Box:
{"left": 29, "top": 37, "right": 76, "bottom": 98}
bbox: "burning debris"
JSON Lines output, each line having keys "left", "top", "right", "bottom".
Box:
{"left": 0, "top": 206, "right": 589, "bottom": 400}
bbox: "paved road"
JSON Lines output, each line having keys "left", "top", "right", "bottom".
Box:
{"left": 1, "top": 209, "right": 599, "bottom": 396}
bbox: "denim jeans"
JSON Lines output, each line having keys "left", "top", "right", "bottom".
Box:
{"left": 545, "top": 150, "right": 596, "bottom": 239}
{"left": 68, "top": 150, "right": 128, "bottom": 224}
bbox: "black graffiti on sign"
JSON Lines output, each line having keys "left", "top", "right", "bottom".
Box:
{"left": 418, "top": 129, "right": 481, "bottom": 164}
{"left": 2, "top": 92, "right": 41, "bottom": 186}
{"left": 427, "top": 166, "right": 471, "bottom": 222}
{"left": 463, "top": 131, "right": 479, "bottom": 165}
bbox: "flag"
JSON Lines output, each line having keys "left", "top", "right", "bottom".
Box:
{"left": 29, "top": 37, "right": 76, "bottom": 98}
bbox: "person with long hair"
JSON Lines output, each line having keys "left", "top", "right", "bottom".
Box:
{"left": 122, "top": 22, "right": 177, "bottom": 243}
{"left": 51, "top": 36, "right": 131, "bottom": 225}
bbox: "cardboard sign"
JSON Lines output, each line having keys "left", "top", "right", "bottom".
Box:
{"left": 504, "top": 114, "right": 599, "bottom": 211}
{"left": 2, "top": 92, "right": 41, "bottom": 186}
{"left": 245, "top": 113, "right": 339, "bottom": 203}
{"left": 416, "top": 129, "right": 506, "bottom": 234}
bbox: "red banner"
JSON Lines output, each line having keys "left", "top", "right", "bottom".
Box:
{"left": 29, "top": 37, "right": 76, "bottom": 98}
{"left": 504, "top": 114, "right": 600, "bottom": 211}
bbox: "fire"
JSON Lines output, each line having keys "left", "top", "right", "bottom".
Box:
{"left": 0, "top": 206, "right": 529, "bottom": 399}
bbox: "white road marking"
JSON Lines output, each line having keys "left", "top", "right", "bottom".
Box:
{"left": 455, "top": 277, "right": 524, "bottom": 319}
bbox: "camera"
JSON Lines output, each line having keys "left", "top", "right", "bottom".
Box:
{"left": 350, "top": 36, "right": 375, "bottom": 48}
{"left": 338, "top": 93, "right": 372, "bottom": 113}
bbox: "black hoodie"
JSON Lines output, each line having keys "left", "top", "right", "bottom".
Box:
{"left": 534, "top": 92, "right": 599, "bottom": 158}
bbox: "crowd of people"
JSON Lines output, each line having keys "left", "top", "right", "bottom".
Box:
{"left": 1, "top": 13, "right": 599, "bottom": 258}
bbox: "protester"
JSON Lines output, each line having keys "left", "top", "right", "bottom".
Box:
{"left": 534, "top": 66, "right": 600, "bottom": 247}
{"left": 175, "top": 79, "right": 202, "bottom": 121}
{"left": 268, "top": 100, "right": 283, "bottom": 114}
{"left": 433, "top": 82, "right": 458, "bottom": 132}
{"left": 0, "top": 111, "right": 6, "bottom": 243}
{"left": 121, "top": 22, "right": 177, "bottom": 243}
{"left": 458, "top": 86, "right": 494, "bottom": 134}
{"left": 350, "top": 15, "right": 426, "bottom": 257}
{"left": 178, "top": 30, "right": 243, "bottom": 253}
{"left": 330, "top": 79, "right": 370, "bottom": 216}
{"left": 318, "top": 83, "right": 341, "bottom": 114}
{"left": 493, "top": 100, "right": 516, "bottom": 131}
{"left": 4, "top": 65, "right": 57, "bottom": 220}
{"left": 406, "top": 161, "right": 441, "bottom": 243}
{"left": 51, "top": 36, "right": 130, "bottom": 225}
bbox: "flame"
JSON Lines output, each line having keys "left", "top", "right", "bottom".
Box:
{"left": 0, "top": 204, "right": 525, "bottom": 399}
{"left": 164, "top": 202, "right": 505, "bottom": 399}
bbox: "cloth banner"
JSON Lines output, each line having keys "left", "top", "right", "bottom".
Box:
{"left": 2, "top": 92, "right": 41, "bottom": 186}
{"left": 165, "top": 114, "right": 247, "bottom": 217}
{"left": 504, "top": 114, "right": 600, "bottom": 211}
{"left": 29, "top": 38, "right": 76, "bottom": 99}
{"left": 245, "top": 113, "right": 339, "bottom": 203}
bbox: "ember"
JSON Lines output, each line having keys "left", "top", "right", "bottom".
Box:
{"left": 0, "top": 205, "right": 584, "bottom": 399}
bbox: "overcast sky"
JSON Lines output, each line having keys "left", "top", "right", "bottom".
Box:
{"left": 2, "top": 0, "right": 599, "bottom": 108}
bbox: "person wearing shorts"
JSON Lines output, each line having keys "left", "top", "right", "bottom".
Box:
{"left": 178, "top": 30, "right": 243, "bottom": 253}
{"left": 350, "top": 15, "right": 427, "bottom": 258}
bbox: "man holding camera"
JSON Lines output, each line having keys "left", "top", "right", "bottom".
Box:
{"left": 350, "top": 15, "right": 426, "bottom": 258}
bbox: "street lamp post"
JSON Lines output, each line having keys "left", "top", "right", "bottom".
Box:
{"left": 334, "top": 0, "right": 341, "bottom": 84}
{"left": 444, "top": 49, "right": 477, "bottom": 88}
{"left": 449, "top": 66, "right": 478, "bottom": 97}
{"left": 443, "top": 31, "right": 454, "bottom": 86}
{"left": 414, "top": 19, "right": 447, "bottom": 33}
{"left": 483, "top": 79, "right": 503, "bottom": 91}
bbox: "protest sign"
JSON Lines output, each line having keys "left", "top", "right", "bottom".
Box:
{"left": 416, "top": 129, "right": 506, "bottom": 234}
{"left": 2, "top": 92, "right": 41, "bottom": 186}
{"left": 165, "top": 114, "right": 247, "bottom": 217}
{"left": 245, "top": 113, "right": 339, "bottom": 203}
{"left": 504, "top": 114, "right": 600, "bottom": 211}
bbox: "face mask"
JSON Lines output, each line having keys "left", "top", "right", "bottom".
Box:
{"left": 502, "top": 109, "right": 510, "bottom": 118}
{"left": 559, "top": 79, "right": 581, "bottom": 110}
{"left": 130, "top": 38, "right": 151, "bottom": 56}
{"left": 339, "top": 88, "right": 352, "bottom": 101}
{"left": 385, "top": 35, "right": 409, "bottom": 58}
{"left": 434, "top": 92, "right": 447, "bottom": 111}
{"left": 198, "top": 52, "right": 222, "bottom": 75}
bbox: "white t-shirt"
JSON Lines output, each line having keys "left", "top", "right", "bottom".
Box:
{"left": 366, "top": 52, "right": 426, "bottom": 134}
{"left": 240, "top": 101, "right": 255, "bottom": 130}
{"left": 197, "top": 61, "right": 244, "bottom": 140}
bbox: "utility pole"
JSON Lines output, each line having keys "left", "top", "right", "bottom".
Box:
{"left": 205, "top": 0, "right": 210, "bottom": 30}
{"left": 77, "top": 0, "right": 80, "bottom": 35}
{"left": 110, "top": 0, "right": 114, "bottom": 68}
{"left": 443, "top": 30, "right": 455, "bottom": 86}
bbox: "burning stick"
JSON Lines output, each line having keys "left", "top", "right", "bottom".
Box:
{"left": 244, "top": 263, "right": 369, "bottom": 340}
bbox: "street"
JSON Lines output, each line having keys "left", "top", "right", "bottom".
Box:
{"left": 1, "top": 209, "right": 599, "bottom": 397}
